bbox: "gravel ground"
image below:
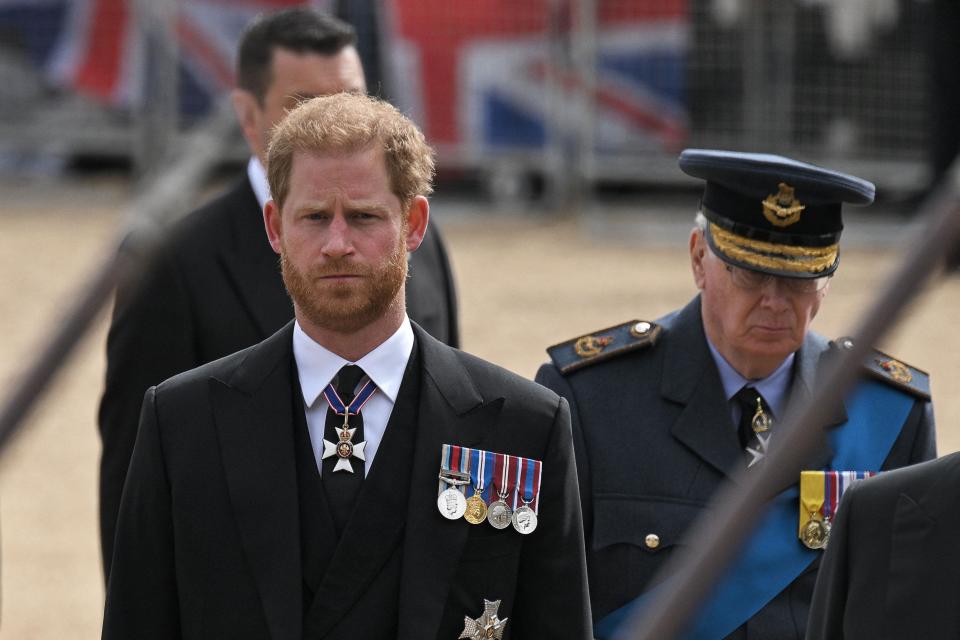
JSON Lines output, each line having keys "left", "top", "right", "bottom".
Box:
{"left": 0, "top": 178, "right": 957, "bottom": 638}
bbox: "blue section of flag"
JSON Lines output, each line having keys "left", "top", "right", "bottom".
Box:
{"left": 483, "top": 93, "right": 546, "bottom": 148}
{"left": 0, "top": 3, "right": 68, "bottom": 66}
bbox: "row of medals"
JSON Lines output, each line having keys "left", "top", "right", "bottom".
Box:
{"left": 437, "top": 474, "right": 538, "bottom": 535}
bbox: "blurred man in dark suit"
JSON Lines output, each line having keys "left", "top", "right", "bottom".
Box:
{"left": 807, "top": 452, "right": 960, "bottom": 639}
{"left": 98, "top": 7, "right": 459, "bottom": 579}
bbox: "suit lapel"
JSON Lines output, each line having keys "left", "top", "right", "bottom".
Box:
{"left": 215, "top": 177, "right": 293, "bottom": 337}
{"left": 397, "top": 326, "right": 502, "bottom": 640}
{"left": 301, "top": 344, "right": 423, "bottom": 638}
{"left": 662, "top": 298, "right": 743, "bottom": 478}
{"left": 210, "top": 322, "right": 302, "bottom": 640}
{"left": 788, "top": 333, "right": 848, "bottom": 472}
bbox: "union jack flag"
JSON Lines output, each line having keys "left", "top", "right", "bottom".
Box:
{"left": 385, "top": 0, "right": 689, "bottom": 155}
{"left": 0, "top": 0, "right": 329, "bottom": 114}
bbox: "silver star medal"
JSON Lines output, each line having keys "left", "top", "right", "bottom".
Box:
{"left": 746, "top": 432, "right": 770, "bottom": 468}
{"left": 321, "top": 411, "right": 366, "bottom": 473}
{"left": 460, "top": 599, "right": 509, "bottom": 640}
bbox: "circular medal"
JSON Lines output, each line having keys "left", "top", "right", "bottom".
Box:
{"left": 437, "top": 487, "right": 467, "bottom": 520}
{"left": 511, "top": 505, "right": 538, "bottom": 535}
{"left": 464, "top": 493, "right": 488, "bottom": 524}
{"left": 801, "top": 517, "right": 831, "bottom": 550}
{"left": 487, "top": 499, "right": 513, "bottom": 529}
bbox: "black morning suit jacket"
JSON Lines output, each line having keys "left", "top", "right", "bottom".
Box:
{"left": 101, "top": 322, "right": 593, "bottom": 640}
{"left": 806, "top": 451, "right": 960, "bottom": 639}
{"left": 98, "top": 175, "right": 460, "bottom": 577}
{"left": 535, "top": 296, "right": 935, "bottom": 639}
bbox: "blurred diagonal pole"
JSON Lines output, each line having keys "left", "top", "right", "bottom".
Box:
{"left": 620, "top": 161, "right": 960, "bottom": 640}
{"left": 0, "top": 97, "right": 237, "bottom": 457}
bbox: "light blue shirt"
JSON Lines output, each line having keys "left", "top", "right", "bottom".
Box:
{"left": 706, "top": 335, "right": 795, "bottom": 428}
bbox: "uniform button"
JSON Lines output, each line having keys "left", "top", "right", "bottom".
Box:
{"left": 645, "top": 533, "right": 660, "bottom": 549}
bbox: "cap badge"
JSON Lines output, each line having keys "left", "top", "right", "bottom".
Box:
{"left": 762, "top": 182, "right": 805, "bottom": 228}
{"left": 877, "top": 358, "right": 913, "bottom": 384}
{"left": 574, "top": 334, "right": 613, "bottom": 358}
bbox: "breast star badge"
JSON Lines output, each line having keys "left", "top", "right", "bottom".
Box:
{"left": 460, "top": 599, "right": 509, "bottom": 640}
{"left": 321, "top": 413, "right": 366, "bottom": 473}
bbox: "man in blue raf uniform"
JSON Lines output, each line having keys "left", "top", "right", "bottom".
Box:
{"left": 536, "top": 150, "right": 936, "bottom": 639}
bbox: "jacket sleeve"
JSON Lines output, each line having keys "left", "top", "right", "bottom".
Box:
{"left": 510, "top": 395, "right": 593, "bottom": 639}
{"left": 98, "top": 246, "right": 197, "bottom": 580}
{"left": 102, "top": 386, "right": 182, "bottom": 640}
{"left": 805, "top": 482, "right": 857, "bottom": 640}
{"left": 431, "top": 221, "right": 460, "bottom": 350}
{"left": 534, "top": 363, "right": 593, "bottom": 534}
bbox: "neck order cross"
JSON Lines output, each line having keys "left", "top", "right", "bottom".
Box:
{"left": 320, "top": 366, "right": 376, "bottom": 473}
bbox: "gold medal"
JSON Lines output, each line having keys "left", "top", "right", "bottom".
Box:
{"left": 464, "top": 491, "right": 488, "bottom": 524}
{"left": 800, "top": 516, "right": 830, "bottom": 550}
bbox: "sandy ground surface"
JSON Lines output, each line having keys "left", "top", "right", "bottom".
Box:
{"left": 0, "top": 177, "right": 958, "bottom": 638}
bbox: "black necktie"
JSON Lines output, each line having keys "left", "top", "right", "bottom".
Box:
{"left": 322, "top": 364, "right": 368, "bottom": 535}
{"left": 734, "top": 386, "right": 773, "bottom": 465}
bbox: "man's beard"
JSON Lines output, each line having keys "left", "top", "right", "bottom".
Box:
{"left": 280, "top": 238, "right": 408, "bottom": 334}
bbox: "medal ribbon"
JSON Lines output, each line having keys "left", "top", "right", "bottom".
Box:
{"left": 468, "top": 448, "right": 495, "bottom": 500}
{"left": 517, "top": 456, "right": 543, "bottom": 513}
{"left": 798, "top": 471, "right": 825, "bottom": 537}
{"left": 510, "top": 456, "right": 523, "bottom": 509}
{"left": 823, "top": 470, "right": 875, "bottom": 521}
{"left": 322, "top": 378, "right": 377, "bottom": 416}
{"left": 439, "top": 444, "right": 471, "bottom": 497}
{"left": 492, "top": 454, "right": 518, "bottom": 502}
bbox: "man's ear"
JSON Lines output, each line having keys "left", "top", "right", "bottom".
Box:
{"left": 231, "top": 89, "right": 263, "bottom": 159}
{"left": 690, "top": 227, "right": 707, "bottom": 290}
{"left": 264, "top": 199, "right": 283, "bottom": 255}
{"left": 404, "top": 195, "right": 430, "bottom": 252}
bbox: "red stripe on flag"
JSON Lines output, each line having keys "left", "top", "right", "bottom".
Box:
{"left": 74, "top": 0, "right": 127, "bottom": 99}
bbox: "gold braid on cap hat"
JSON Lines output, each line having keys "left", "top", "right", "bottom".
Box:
{"left": 710, "top": 223, "right": 838, "bottom": 274}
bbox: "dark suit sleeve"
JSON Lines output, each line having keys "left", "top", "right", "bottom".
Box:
{"left": 98, "top": 246, "right": 197, "bottom": 580}
{"left": 534, "top": 364, "right": 593, "bottom": 533}
{"left": 102, "top": 386, "right": 181, "bottom": 640}
{"left": 806, "top": 482, "right": 858, "bottom": 640}
{"left": 510, "top": 395, "right": 593, "bottom": 639}
{"left": 433, "top": 223, "right": 460, "bottom": 350}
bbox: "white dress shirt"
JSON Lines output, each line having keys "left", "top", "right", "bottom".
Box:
{"left": 292, "top": 317, "right": 415, "bottom": 477}
{"left": 247, "top": 156, "right": 271, "bottom": 210}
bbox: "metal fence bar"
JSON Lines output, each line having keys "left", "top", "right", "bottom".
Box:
{"left": 0, "top": 97, "right": 236, "bottom": 457}
{"left": 619, "top": 159, "right": 960, "bottom": 639}
{"left": 132, "top": 0, "right": 181, "bottom": 179}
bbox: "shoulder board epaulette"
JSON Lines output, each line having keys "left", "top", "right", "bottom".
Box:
{"left": 836, "top": 337, "right": 931, "bottom": 400}
{"left": 547, "top": 320, "right": 661, "bottom": 374}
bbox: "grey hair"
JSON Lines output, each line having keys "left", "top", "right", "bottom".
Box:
{"left": 694, "top": 210, "right": 707, "bottom": 231}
